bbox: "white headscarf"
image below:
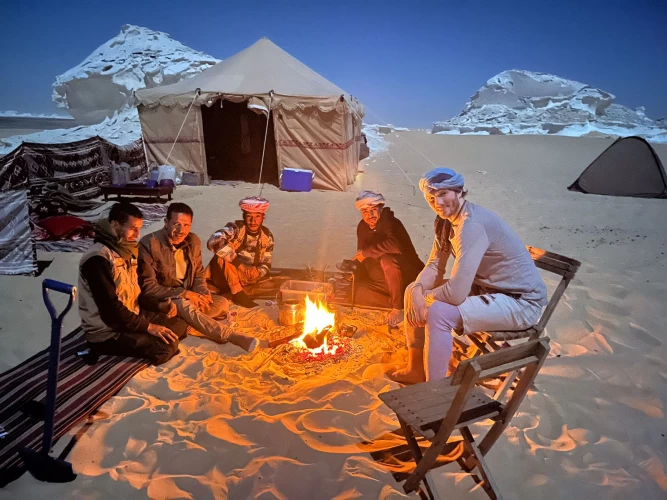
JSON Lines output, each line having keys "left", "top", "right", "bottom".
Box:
{"left": 354, "top": 190, "right": 385, "bottom": 211}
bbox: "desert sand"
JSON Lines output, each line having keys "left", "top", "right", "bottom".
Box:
{"left": 2, "top": 132, "right": 667, "bottom": 499}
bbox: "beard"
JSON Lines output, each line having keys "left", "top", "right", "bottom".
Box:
{"left": 434, "top": 199, "right": 461, "bottom": 219}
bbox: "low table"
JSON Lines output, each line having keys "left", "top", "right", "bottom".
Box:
{"left": 101, "top": 185, "right": 173, "bottom": 202}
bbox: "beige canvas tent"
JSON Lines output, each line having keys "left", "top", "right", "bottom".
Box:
{"left": 134, "top": 38, "right": 365, "bottom": 191}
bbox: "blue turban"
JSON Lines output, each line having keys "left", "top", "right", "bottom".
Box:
{"left": 419, "top": 167, "right": 464, "bottom": 194}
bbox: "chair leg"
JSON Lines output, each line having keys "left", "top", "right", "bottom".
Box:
{"left": 461, "top": 427, "right": 503, "bottom": 500}
{"left": 493, "top": 369, "right": 519, "bottom": 401}
{"left": 486, "top": 338, "right": 504, "bottom": 351}
{"left": 468, "top": 334, "right": 491, "bottom": 356}
{"left": 398, "top": 417, "right": 440, "bottom": 500}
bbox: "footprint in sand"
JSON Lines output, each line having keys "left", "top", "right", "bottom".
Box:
{"left": 181, "top": 363, "right": 202, "bottom": 380}
{"left": 587, "top": 289, "right": 631, "bottom": 312}
{"left": 584, "top": 304, "right": 624, "bottom": 326}
{"left": 607, "top": 283, "right": 631, "bottom": 300}
{"left": 628, "top": 322, "right": 662, "bottom": 347}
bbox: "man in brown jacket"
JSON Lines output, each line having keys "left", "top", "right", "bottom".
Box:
{"left": 139, "top": 202, "right": 257, "bottom": 352}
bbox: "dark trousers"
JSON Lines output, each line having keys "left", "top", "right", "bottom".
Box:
{"left": 355, "top": 254, "right": 404, "bottom": 309}
{"left": 88, "top": 313, "right": 188, "bottom": 366}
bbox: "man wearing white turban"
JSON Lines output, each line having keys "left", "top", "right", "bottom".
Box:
{"left": 205, "top": 197, "right": 275, "bottom": 308}
{"left": 348, "top": 191, "right": 424, "bottom": 327}
{"left": 389, "top": 167, "right": 548, "bottom": 384}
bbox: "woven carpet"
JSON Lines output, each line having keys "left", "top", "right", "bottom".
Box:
{"left": 0, "top": 327, "right": 149, "bottom": 486}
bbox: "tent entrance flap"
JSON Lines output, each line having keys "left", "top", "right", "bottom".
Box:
{"left": 202, "top": 100, "right": 278, "bottom": 184}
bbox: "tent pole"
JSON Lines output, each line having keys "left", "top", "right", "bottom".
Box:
{"left": 140, "top": 128, "right": 151, "bottom": 173}
{"left": 257, "top": 90, "right": 275, "bottom": 197}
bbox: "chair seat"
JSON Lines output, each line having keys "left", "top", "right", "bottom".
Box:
{"left": 483, "top": 326, "right": 539, "bottom": 342}
{"left": 380, "top": 380, "right": 502, "bottom": 439}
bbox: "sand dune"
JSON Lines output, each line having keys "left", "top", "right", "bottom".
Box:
{"left": 2, "top": 133, "right": 667, "bottom": 498}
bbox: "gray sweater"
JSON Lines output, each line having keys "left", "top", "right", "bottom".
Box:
{"left": 417, "top": 201, "right": 547, "bottom": 306}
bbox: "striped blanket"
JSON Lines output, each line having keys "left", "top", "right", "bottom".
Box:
{"left": 0, "top": 327, "right": 148, "bottom": 487}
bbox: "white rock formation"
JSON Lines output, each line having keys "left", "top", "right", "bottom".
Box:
{"left": 0, "top": 107, "right": 142, "bottom": 153}
{"left": 52, "top": 24, "right": 219, "bottom": 124}
{"left": 360, "top": 124, "right": 410, "bottom": 157}
{"left": 0, "top": 25, "right": 219, "bottom": 154}
{"left": 433, "top": 70, "right": 667, "bottom": 143}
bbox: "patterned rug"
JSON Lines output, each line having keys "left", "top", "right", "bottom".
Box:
{"left": 0, "top": 327, "right": 149, "bottom": 487}
{"left": 35, "top": 203, "right": 168, "bottom": 253}
{"left": 0, "top": 137, "right": 145, "bottom": 197}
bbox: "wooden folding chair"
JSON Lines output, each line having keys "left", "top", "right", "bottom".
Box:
{"left": 379, "top": 337, "right": 551, "bottom": 499}
{"left": 457, "top": 246, "right": 579, "bottom": 399}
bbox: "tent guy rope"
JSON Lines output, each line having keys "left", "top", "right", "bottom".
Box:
{"left": 164, "top": 89, "right": 199, "bottom": 166}
{"left": 351, "top": 103, "right": 437, "bottom": 196}
{"left": 363, "top": 106, "right": 439, "bottom": 170}
{"left": 258, "top": 90, "right": 275, "bottom": 197}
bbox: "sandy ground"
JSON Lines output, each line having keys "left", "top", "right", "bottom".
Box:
{"left": 2, "top": 133, "right": 667, "bottom": 499}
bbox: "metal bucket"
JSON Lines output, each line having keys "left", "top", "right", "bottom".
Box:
{"left": 279, "top": 299, "right": 305, "bottom": 326}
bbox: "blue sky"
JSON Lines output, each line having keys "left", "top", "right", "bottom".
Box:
{"left": 1, "top": 0, "right": 666, "bottom": 128}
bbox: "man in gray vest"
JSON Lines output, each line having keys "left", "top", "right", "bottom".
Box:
{"left": 78, "top": 202, "right": 187, "bottom": 365}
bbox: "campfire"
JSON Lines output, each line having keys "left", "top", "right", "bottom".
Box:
{"left": 261, "top": 295, "right": 358, "bottom": 369}
{"left": 283, "top": 296, "right": 356, "bottom": 361}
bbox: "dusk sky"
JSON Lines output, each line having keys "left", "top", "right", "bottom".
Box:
{"left": 1, "top": 0, "right": 666, "bottom": 128}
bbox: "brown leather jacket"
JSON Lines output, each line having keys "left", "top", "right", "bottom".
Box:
{"left": 138, "top": 228, "right": 208, "bottom": 301}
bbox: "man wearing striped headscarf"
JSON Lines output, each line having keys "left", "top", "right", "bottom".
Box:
{"left": 206, "top": 197, "right": 274, "bottom": 308}
{"left": 348, "top": 190, "right": 424, "bottom": 327}
{"left": 389, "top": 167, "right": 547, "bottom": 384}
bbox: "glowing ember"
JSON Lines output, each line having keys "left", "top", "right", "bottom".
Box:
{"left": 290, "top": 296, "right": 339, "bottom": 357}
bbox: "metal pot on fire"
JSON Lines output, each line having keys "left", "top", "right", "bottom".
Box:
{"left": 279, "top": 299, "right": 305, "bottom": 326}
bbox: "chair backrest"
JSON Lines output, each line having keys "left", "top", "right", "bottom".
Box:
{"left": 450, "top": 338, "right": 550, "bottom": 387}
{"left": 525, "top": 246, "right": 581, "bottom": 332}
{"left": 430, "top": 338, "right": 551, "bottom": 449}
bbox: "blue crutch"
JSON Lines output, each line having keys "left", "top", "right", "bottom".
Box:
{"left": 19, "top": 279, "right": 78, "bottom": 483}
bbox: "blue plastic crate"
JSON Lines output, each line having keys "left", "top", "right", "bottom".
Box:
{"left": 280, "top": 168, "right": 314, "bottom": 192}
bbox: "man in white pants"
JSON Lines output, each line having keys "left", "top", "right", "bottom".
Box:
{"left": 389, "top": 167, "right": 547, "bottom": 383}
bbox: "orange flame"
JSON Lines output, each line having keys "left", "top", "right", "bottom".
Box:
{"left": 290, "top": 296, "right": 339, "bottom": 356}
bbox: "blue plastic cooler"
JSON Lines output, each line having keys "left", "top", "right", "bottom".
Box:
{"left": 280, "top": 168, "right": 314, "bottom": 192}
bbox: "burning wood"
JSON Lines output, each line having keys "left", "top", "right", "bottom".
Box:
{"left": 290, "top": 297, "right": 341, "bottom": 358}
{"left": 302, "top": 325, "right": 333, "bottom": 350}
{"left": 263, "top": 298, "right": 359, "bottom": 366}
{"left": 268, "top": 326, "right": 303, "bottom": 348}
